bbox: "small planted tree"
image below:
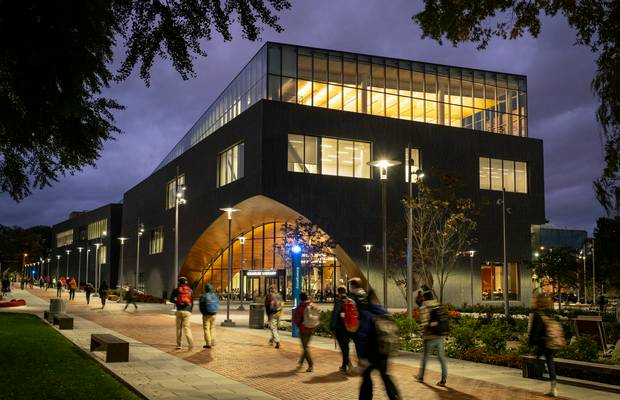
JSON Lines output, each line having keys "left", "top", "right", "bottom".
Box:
{"left": 531, "top": 246, "right": 580, "bottom": 308}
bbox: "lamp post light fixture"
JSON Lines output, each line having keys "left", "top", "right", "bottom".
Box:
{"left": 65, "top": 249, "right": 71, "bottom": 277}
{"left": 85, "top": 249, "right": 90, "bottom": 285}
{"left": 368, "top": 158, "right": 401, "bottom": 308}
{"left": 173, "top": 170, "right": 187, "bottom": 293}
{"left": 98, "top": 230, "right": 107, "bottom": 290}
{"left": 22, "top": 253, "right": 28, "bottom": 279}
{"left": 580, "top": 248, "right": 586, "bottom": 303}
{"left": 77, "top": 247, "right": 83, "bottom": 289}
{"left": 496, "top": 189, "right": 511, "bottom": 318}
{"left": 118, "top": 237, "right": 128, "bottom": 291}
{"left": 46, "top": 258, "right": 51, "bottom": 277}
{"left": 136, "top": 223, "right": 144, "bottom": 289}
{"left": 238, "top": 235, "right": 246, "bottom": 311}
{"left": 405, "top": 145, "right": 424, "bottom": 319}
{"left": 220, "top": 207, "right": 239, "bottom": 327}
{"left": 94, "top": 243, "right": 102, "bottom": 289}
{"left": 55, "top": 255, "right": 61, "bottom": 278}
{"left": 363, "top": 244, "right": 373, "bottom": 292}
{"left": 591, "top": 238, "right": 596, "bottom": 305}
{"left": 468, "top": 250, "right": 476, "bottom": 306}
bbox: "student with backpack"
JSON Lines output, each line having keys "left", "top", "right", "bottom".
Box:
{"left": 330, "top": 286, "right": 358, "bottom": 373}
{"left": 199, "top": 283, "right": 218, "bottom": 348}
{"left": 170, "top": 277, "right": 194, "bottom": 351}
{"left": 529, "top": 294, "right": 564, "bottom": 397}
{"left": 265, "top": 286, "right": 283, "bottom": 349}
{"left": 293, "top": 292, "right": 319, "bottom": 372}
{"left": 355, "top": 288, "right": 401, "bottom": 400}
{"left": 415, "top": 288, "right": 448, "bottom": 386}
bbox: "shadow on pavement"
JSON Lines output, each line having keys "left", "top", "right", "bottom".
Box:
{"left": 303, "top": 370, "right": 349, "bottom": 384}
{"left": 250, "top": 368, "right": 301, "bottom": 379}
{"left": 421, "top": 382, "right": 481, "bottom": 400}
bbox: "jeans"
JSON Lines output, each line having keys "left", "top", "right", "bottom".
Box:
{"left": 176, "top": 310, "right": 194, "bottom": 348}
{"left": 335, "top": 330, "right": 351, "bottom": 368}
{"left": 86, "top": 292, "right": 91, "bottom": 304}
{"left": 299, "top": 332, "right": 313, "bottom": 367}
{"left": 268, "top": 313, "right": 280, "bottom": 343}
{"left": 419, "top": 337, "right": 448, "bottom": 382}
{"left": 69, "top": 289, "right": 75, "bottom": 300}
{"left": 537, "top": 348, "right": 556, "bottom": 381}
{"left": 202, "top": 314, "right": 216, "bottom": 346}
{"left": 360, "top": 354, "right": 400, "bottom": 400}
{"left": 56, "top": 288, "right": 61, "bottom": 297}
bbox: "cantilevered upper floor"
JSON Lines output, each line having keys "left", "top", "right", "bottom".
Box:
{"left": 155, "top": 42, "right": 528, "bottom": 171}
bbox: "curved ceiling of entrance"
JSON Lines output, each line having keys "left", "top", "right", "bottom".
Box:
{"left": 180, "top": 195, "right": 363, "bottom": 287}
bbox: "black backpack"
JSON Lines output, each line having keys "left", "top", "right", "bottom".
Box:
{"left": 429, "top": 305, "right": 449, "bottom": 336}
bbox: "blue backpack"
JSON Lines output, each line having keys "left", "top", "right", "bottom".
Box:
{"left": 199, "top": 292, "right": 219, "bottom": 314}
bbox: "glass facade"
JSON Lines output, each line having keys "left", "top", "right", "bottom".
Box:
{"left": 149, "top": 227, "right": 164, "bottom": 254}
{"left": 154, "top": 43, "right": 528, "bottom": 173}
{"left": 288, "top": 134, "right": 371, "bottom": 178}
{"left": 166, "top": 174, "right": 185, "bottom": 210}
{"left": 87, "top": 219, "right": 107, "bottom": 240}
{"left": 481, "top": 262, "right": 520, "bottom": 301}
{"left": 56, "top": 229, "right": 73, "bottom": 247}
{"left": 217, "top": 142, "right": 245, "bottom": 187}
{"left": 479, "top": 157, "right": 527, "bottom": 193}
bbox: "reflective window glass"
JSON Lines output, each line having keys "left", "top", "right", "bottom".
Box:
{"left": 343, "top": 58, "right": 356, "bottom": 87}
{"left": 413, "top": 98, "right": 425, "bottom": 122}
{"left": 515, "top": 161, "right": 527, "bottom": 193}
{"left": 320, "top": 138, "right": 338, "bottom": 176}
{"left": 398, "top": 68, "right": 411, "bottom": 96}
{"left": 503, "top": 160, "right": 515, "bottom": 192}
{"left": 385, "top": 94, "right": 398, "bottom": 118}
{"left": 268, "top": 46, "right": 281, "bottom": 75}
{"left": 298, "top": 54, "right": 312, "bottom": 80}
{"left": 313, "top": 82, "right": 327, "bottom": 107}
{"left": 282, "top": 77, "right": 296, "bottom": 103}
{"left": 329, "top": 55, "right": 342, "bottom": 84}
{"left": 297, "top": 79, "right": 312, "bottom": 105}
{"left": 288, "top": 134, "right": 305, "bottom": 172}
{"left": 450, "top": 104, "right": 462, "bottom": 127}
{"left": 328, "top": 84, "right": 343, "bottom": 110}
{"left": 304, "top": 136, "right": 318, "bottom": 173}
{"left": 399, "top": 96, "right": 412, "bottom": 120}
{"left": 425, "top": 100, "right": 437, "bottom": 124}
{"left": 412, "top": 71, "right": 424, "bottom": 98}
{"left": 313, "top": 53, "right": 327, "bottom": 82}
{"left": 371, "top": 91, "right": 385, "bottom": 116}
{"left": 438, "top": 76, "right": 449, "bottom": 104}
{"left": 490, "top": 158, "right": 502, "bottom": 190}
{"left": 343, "top": 87, "right": 357, "bottom": 112}
{"left": 450, "top": 78, "right": 461, "bottom": 105}
{"left": 425, "top": 74, "right": 437, "bottom": 101}
{"left": 479, "top": 157, "right": 490, "bottom": 189}
{"left": 386, "top": 65, "right": 398, "bottom": 95}
{"left": 354, "top": 142, "right": 371, "bottom": 178}
{"left": 358, "top": 62, "right": 370, "bottom": 89}
{"left": 371, "top": 60, "right": 385, "bottom": 90}
{"left": 267, "top": 75, "right": 280, "bottom": 101}
{"left": 282, "top": 46, "right": 296, "bottom": 77}
{"left": 338, "top": 139, "right": 354, "bottom": 177}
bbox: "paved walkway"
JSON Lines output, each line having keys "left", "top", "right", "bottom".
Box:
{"left": 2, "top": 287, "right": 616, "bottom": 399}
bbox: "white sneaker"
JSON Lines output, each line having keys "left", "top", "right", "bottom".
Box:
{"left": 545, "top": 387, "right": 558, "bottom": 397}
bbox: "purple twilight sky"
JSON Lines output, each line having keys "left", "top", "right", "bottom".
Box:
{"left": 0, "top": 1, "right": 607, "bottom": 234}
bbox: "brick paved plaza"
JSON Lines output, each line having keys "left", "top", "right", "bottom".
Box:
{"left": 4, "top": 287, "right": 613, "bottom": 400}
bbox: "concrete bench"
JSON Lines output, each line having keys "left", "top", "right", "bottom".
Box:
{"left": 522, "top": 355, "right": 620, "bottom": 385}
{"left": 90, "top": 333, "right": 129, "bottom": 363}
{"left": 52, "top": 313, "right": 74, "bottom": 330}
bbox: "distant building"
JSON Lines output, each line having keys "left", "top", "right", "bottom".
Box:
{"left": 531, "top": 224, "right": 587, "bottom": 255}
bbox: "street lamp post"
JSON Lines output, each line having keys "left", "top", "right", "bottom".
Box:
{"left": 220, "top": 207, "right": 239, "bottom": 327}
{"left": 85, "top": 249, "right": 90, "bottom": 285}
{"left": 363, "top": 244, "right": 373, "bottom": 292}
{"left": 406, "top": 146, "right": 424, "bottom": 319}
{"left": 497, "top": 189, "right": 511, "bottom": 318}
{"left": 581, "top": 248, "right": 587, "bottom": 303}
{"left": 369, "top": 159, "right": 401, "bottom": 308}
{"left": 94, "top": 243, "right": 101, "bottom": 289}
{"left": 173, "top": 168, "right": 187, "bottom": 293}
{"left": 238, "top": 235, "right": 246, "bottom": 311}
{"left": 46, "top": 258, "right": 50, "bottom": 278}
{"left": 65, "top": 249, "right": 71, "bottom": 277}
{"left": 98, "top": 230, "right": 107, "bottom": 289}
{"left": 136, "top": 223, "right": 144, "bottom": 289}
{"left": 468, "top": 250, "right": 476, "bottom": 305}
{"left": 591, "top": 238, "right": 596, "bottom": 304}
{"left": 118, "top": 237, "right": 128, "bottom": 292}
{"left": 77, "top": 247, "right": 83, "bottom": 288}
{"left": 55, "top": 255, "right": 61, "bottom": 278}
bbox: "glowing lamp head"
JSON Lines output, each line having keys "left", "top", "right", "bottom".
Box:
{"left": 238, "top": 236, "right": 246, "bottom": 245}
{"left": 363, "top": 244, "right": 373, "bottom": 253}
{"left": 368, "top": 159, "right": 401, "bottom": 180}
{"left": 291, "top": 244, "right": 302, "bottom": 254}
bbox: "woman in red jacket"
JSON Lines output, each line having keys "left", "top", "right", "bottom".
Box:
{"left": 293, "top": 292, "right": 316, "bottom": 372}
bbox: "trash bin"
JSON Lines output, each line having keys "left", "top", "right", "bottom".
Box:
{"left": 50, "top": 298, "right": 66, "bottom": 314}
{"left": 249, "top": 303, "right": 265, "bottom": 329}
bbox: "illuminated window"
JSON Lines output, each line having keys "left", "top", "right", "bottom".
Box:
{"left": 404, "top": 148, "right": 421, "bottom": 183}
{"left": 481, "top": 262, "right": 520, "bottom": 301}
{"left": 149, "top": 227, "right": 164, "bottom": 255}
{"left": 166, "top": 174, "right": 185, "bottom": 210}
{"left": 479, "top": 157, "right": 527, "bottom": 193}
{"left": 99, "top": 245, "right": 107, "bottom": 264}
{"left": 56, "top": 230, "right": 73, "bottom": 247}
{"left": 218, "top": 142, "right": 244, "bottom": 187}
{"left": 288, "top": 134, "right": 371, "bottom": 179}
{"left": 88, "top": 219, "right": 107, "bottom": 240}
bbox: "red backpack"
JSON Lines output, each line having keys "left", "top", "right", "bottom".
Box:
{"left": 177, "top": 285, "right": 192, "bottom": 306}
{"left": 342, "top": 298, "right": 359, "bottom": 332}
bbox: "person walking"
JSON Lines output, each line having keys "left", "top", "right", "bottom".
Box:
{"left": 85, "top": 282, "right": 93, "bottom": 305}
{"left": 124, "top": 286, "right": 138, "bottom": 311}
{"left": 355, "top": 287, "right": 401, "bottom": 400}
{"left": 529, "top": 294, "right": 562, "bottom": 397}
{"left": 265, "top": 286, "right": 283, "bottom": 349}
{"left": 198, "top": 283, "right": 218, "bottom": 348}
{"left": 69, "top": 277, "right": 77, "bottom": 300}
{"left": 55, "top": 278, "right": 62, "bottom": 298}
{"left": 331, "top": 285, "right": 355, "bottom": 373}
{"left": 415, "top": 288, "right": 448, "bottom": 386}
{"left": 170, "top": 277, "right": 194, "bottom": 350}
{"left": 293, "top": 292, "right": 319, "bottom": 372}
{"left": 99, "top": 281, "right": 109, "bottom": 309}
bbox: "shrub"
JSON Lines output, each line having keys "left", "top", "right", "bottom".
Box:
{"left": 392, "top": 313, "right": 421, "bottom": 351}
{"left": 478, "top": 319, "right": 511, "bottom": 354}
{"left": 449, "top": 317, "right": 479, "bottom": 353}
{"left": 557, "top": 335, "right": 599, "bottom": 362}
{"left": 460, "top": 348, "right": 522, "bottom": 369}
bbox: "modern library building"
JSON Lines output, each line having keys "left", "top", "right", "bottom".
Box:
{"left": 52, "top": 42, "right": 545, "bottom": 307}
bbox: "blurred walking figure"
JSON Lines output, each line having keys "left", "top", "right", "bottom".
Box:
{"left": 99, "top": 281, "right": 109, "bottom": 308}
{"left": 56, "top": 278, "right": 62, "bottom": 298}
{"left": 353, "top": 280, "right": 401, "bottom": 400}
{"left": 415, "top": 288, "right": 449, "bottom": 386}
{"left": 199, "top": 283, "right": 218, "bottom": 348}
{"left": 293, "top": 292, "right": 320, "bottom": 372}
{"left": 170, "top": 277, "right": 194, "bottom": 350}
{"left": 84, "top": 282, "right": 93, "bottom": 304}
{"left": 265, "top": 286, "right": 283, "bottom": 349}
{"left": 124, "top": 286, "right": 138, "bottom": 311}
{"left": 331, "top": 286, "right": 358, "bottom": 373}
{"left": 529, "top": 294, "right": 565, "bottom": 397}
{"left": 69, "top": 277, "right": 77, "bottom": 300}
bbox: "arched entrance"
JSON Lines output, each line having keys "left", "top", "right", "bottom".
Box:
{"left": 179, "top": 195, "right": 365, "bottom": 299}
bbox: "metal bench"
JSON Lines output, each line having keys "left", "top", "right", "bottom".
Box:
{"left": 52, "top": 313, "right": 74, "bottom": 330}
{"left": 90, "top": 333, "right": 129, "bottom": 362}
{"left": 522, "top": 355, "right": 620, "bottom": 385}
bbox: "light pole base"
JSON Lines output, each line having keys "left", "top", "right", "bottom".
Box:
{"left": 237, "top": 304, "right": 246, "bottom": 311}
{"left": 221, "top": 319, "right": 236, "bottom": 327}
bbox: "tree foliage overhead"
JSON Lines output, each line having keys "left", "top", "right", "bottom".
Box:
{"left": 0, "top": 225, "right": 52, "bottom": 273}
{"left": 0, "top": 0, "right": 290, "bottom": 201}
{"left": 414, "top": 1, "right": 620, "bottom": 214}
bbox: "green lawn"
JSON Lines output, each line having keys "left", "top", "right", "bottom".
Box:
{"left": 0, "top": 313, "right": 142, "bottom": 400}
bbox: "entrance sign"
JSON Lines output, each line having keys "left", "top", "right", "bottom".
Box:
{"left": 291, "top": 245, "right": 302, "bottom": 338}
{"left": 246, "top": 270, "right": 278, "bottom": 277}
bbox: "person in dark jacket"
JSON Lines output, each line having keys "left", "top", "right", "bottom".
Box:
{"left": 99, "top": 281, "right": 109, "bottom": 308}
{"left": 84, "top": 283, "right": 93, "bottom": 304}
{"left": 355, "top": 289, "right": 401, "bottom": 400}
{"left": 56, "top": 278, "right": 63, "bottom": 298}
{"left": 415, "top": 288, "right": 448, "bottom": 386}
{"left": 265, "top": 286, "right": 283, "bottom": 349}
{"left": 293, "top": 292, "right": 316, "bottom": 372}
{"left": 529, "top": 294, "right": 558, "bottom": 397}
{"left": 170, "top": 277, "right": 194, "bottom": 350}
{"left": 331, "top": 286, "right": 353, "bottom": 373}
{"left": 124, "top": 286, "right": 138, "bottom": 311}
